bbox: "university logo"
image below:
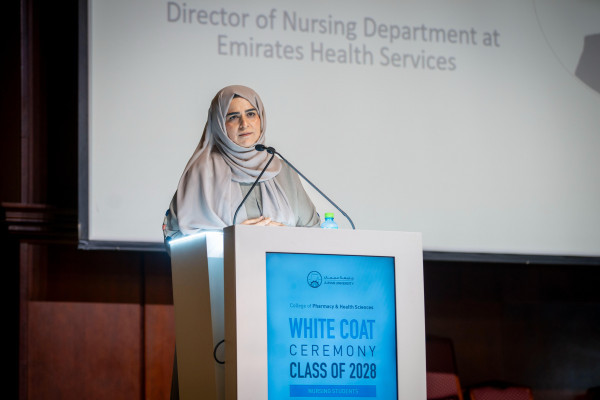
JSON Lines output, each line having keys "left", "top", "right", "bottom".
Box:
{"left": 307, "top": 271, "right": 322, "bottom": 288}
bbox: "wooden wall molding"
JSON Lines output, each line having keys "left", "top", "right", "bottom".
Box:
{"left": 2, "top": 202, "right": 77, "bottom": 242}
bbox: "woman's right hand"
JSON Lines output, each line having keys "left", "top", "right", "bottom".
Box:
{"left": 240, "top": 216, "right": 284, "bottom": 226}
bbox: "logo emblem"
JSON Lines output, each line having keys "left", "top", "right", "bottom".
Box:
{"left": 307, "top": 271, "right": 322, "bottom": 288}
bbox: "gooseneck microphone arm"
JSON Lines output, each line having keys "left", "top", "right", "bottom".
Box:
{"left": 232, "top": 148, "right": 276, "bottom": 225}
{"left": 255, "top": 144, "right": 356, "bottom": 230}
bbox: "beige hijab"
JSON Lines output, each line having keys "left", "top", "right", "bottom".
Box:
{"left": 167, "top": 85, "right": 295, "bottom": 235}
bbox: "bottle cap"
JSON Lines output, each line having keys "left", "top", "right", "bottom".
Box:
{"left": 324, "top": 212, "right": 334, "bottom": 219}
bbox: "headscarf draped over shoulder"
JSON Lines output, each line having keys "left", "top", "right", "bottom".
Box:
{"left": 164, "top": 85, "right": 295, "bottom": 237}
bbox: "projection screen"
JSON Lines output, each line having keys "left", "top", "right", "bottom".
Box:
{"left": 79, "top": 0, "right": 600, "bottom": 260}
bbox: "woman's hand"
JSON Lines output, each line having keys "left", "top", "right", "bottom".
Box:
{"left": 240, "top": 216, "right": 284, "bottom": 226}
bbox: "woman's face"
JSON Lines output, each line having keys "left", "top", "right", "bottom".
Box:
{"left": 225, "top": 97, "right": 261, "bottom": 147}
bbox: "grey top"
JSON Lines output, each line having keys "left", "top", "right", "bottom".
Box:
{"left": 163, "top": 162, "right": 320, "bottom": 243}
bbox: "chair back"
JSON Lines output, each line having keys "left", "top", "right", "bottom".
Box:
{"left": 469, "top": 386, "right": 533, "bottom": 400}
{"left": 427, "top": 371, "right": 464, "bottom": 400}
{"left": 426, "top": 335, "right": 458, "bottom": 374}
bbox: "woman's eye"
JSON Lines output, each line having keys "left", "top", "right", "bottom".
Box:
{"left": 247, "top": 112, "right": 256, "bottom": 118}
{"left": 227, "top": 115, "right": 239, "bottom": 122}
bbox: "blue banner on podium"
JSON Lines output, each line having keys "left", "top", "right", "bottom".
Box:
{"left": 266, "top": 253, "right": 398, "bottom": 399}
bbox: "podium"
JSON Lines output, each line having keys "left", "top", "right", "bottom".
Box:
{"left": 170, "top": 226, "right": 425, "bottom": 399}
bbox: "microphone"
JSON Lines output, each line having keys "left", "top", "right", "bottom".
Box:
{"left": 255, "top": 144, "right": 356, "bottom": 229}
{"left": 232, "top": 148, "right": 276, "bottom": 225}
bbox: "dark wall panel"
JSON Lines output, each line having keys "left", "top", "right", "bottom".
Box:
{"left": 29, "top": 301, "right": 142, "bottom": 399}
{"left": 145, "top": 305, "right": 176, "bottom": 400}
{"left": 424, "top": 261, "right": 600, "bottom": 398}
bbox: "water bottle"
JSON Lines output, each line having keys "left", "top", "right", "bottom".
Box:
{"left": 320, "top": 212, "right": 338, "bottom": 229}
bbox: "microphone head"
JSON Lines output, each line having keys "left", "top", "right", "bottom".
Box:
{"left": 255, "top": 144, "right": 275, "bottom": 154}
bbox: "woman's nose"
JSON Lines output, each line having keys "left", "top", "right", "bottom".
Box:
{"left": 239, "top": 115, "right": 248, "bottom": 128}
